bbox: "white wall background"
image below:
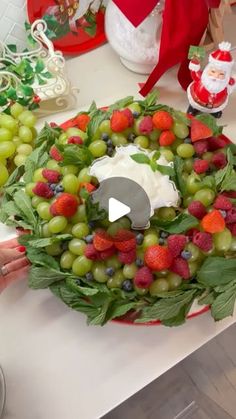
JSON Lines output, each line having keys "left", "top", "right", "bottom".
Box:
{"left": 0, "top": 0, "right": 27, "bottom": 48}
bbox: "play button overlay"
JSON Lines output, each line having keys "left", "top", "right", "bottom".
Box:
{"left": 108, "top": 198, "right": 131, "bottom": 222}
{"left": 92, "top": 177, "right": 151, "bottom": 230}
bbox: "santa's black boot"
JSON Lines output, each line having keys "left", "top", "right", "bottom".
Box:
{"left": 187, "top": 105, "right": 199, "bottom": 116}
{"left": 212, "top": 111, "right": 222, "bottom": 119}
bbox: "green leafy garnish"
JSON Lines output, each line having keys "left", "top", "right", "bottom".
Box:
{"left": 151, "top": 213, "right": 198, "bottom": 234}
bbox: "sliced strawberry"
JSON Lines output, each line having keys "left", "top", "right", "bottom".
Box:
{"left": 190, "top": 118, "right": 213, "bottom": 142}
{"left": 93, "top": 230, "right": 113, "bottom": 251}
{"left": 113, "top": 229, "right": 136, "bottom": 252}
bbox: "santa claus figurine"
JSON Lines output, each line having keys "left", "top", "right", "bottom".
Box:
{"left": 187, "top": 42, "right": 235, "bottom": 118}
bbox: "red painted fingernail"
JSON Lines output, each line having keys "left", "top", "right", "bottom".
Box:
{"left": 17, "top": 246, "right": 26, "bottom": 253}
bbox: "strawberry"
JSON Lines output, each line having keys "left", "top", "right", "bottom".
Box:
{"left": 42, "top": 169, "right": 61, "bottom": 183}
{"left": 159, "top": 130, "right": 176, "bottom": 146}
{"left": 67, "top": 136, "right": 83, "bottom": 145}
{"left": 201, "top": 209, "right": 225, "bottom": 233}
{"left": 113, "top": 229, "right": 136, "bottom": 252}
{"left": 49, "top": 145, "right": 63, "bottom": 161}
{"left": 93, "top": 230, "right": 113, "bottom": 251}
{"left": 50, "top": 202, "right": 59, "bottom": 216}
{"left": 190, "top": 118, "right": 213, "bottom": 142}
{"left": 110, "top": 110, "right": 129, "bottom": 132}
{"left": 80, "top": 182, "right": 96, "bottom": 193}
{"left": 33, "top": 182, "right": 54, "bottom": 199}
{"left": 144, "top": 245, "right": 173, "bottom": 271}
{"left": 170, "top": 258, "right": 190, "bottom": 279}
{"left": 54, "top": 193, "right": 79, "bottom": 217}
{"left": 75, "top": 114, "right": 90, "bottom": 131}
{"left": 152, "top": 110, "right": 173, "bottom": 130}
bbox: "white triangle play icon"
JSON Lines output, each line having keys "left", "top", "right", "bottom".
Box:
{"left": 108, "top": 197, "right": 131, "bottom": 223}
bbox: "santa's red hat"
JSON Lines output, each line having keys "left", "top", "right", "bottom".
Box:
{"left": 209, "top": 42, "right": 234, "bottom": 70}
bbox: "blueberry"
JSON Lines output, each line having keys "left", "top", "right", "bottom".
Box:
{"left": 132, "top": 111, "right": 140, "bottom": 118}
{"left": 107, "top": 139, "right": 113, "bottom": 147}
{"left": 50, "top": 183, "right": 57, "bottom": 190}
{"left": 184, "top": 138, "right": 192, "bottom": 144}
{"left": 128, "top": 133, "right": 136, "bottom": 142}
{"left": 55, "top": 184, "right": 64, "bottom": 193}
{"left": 85, "top": 234, "right": 94, "bottom": 244}
{"left": 107, "top": 147, "right": 114, "bottom": 156}
{"left": 159, "top": 238, "right": 165, "bottom": 245}
{"left": 135, "top": 258, "right": 144, "bottom": 267}
{"left": 106, "top": 267, "right": 115, "bottom": 277}
{"left": 219, "top": 210, "right": 227, "bottom": 218}
{"left": 88, "top": 221, "right": 96, "bottom": 228}
{"left": 160, "top": 231, "right": 169, "bottom": 239}
{"left": 61, "top": 241, "right": 69, "bottom": 251}
{"left": 101, "top": 133, "right": 109, "bottom": 141}
{"left": 122, "top": 279, "right": 133, "bottom": 292}
{"left": 136, "top": 233, "right": 144, "bottom": 245}
{"left": 75, "top": 278, "right": 81, "bottom": 285}
{"left": 181, "top": 250, "right": 192, "bottom": 260}
{"left": 85, "top": 272, "right": 94, "bottom": 281}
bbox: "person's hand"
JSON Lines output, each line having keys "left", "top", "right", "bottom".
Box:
{"left": 0, "top": 238, "right": 30, "bottom": 293}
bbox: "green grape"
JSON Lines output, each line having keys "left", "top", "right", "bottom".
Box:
{"left": 0, "top": 128, "right": 13, "bottom": 142}
{"left": 177, "top": 144, "right": 195, "bottom": 158}
{"left": 62, "top": 174, "right": 79, "bottom": 194}
{"left": 0, "top": 141, "right": 15, "bottom": 158}
{"left": 149, "top": 142, "right": 159, "bottom": 151}
{"left": 33, "top": 168, "right": 47, "bottom": 183}
{"left": 183, "top": 158, "right": 193, "bottom": 173}
{"left": 230, "top": 238, "right": 236, "bottom": 252}
{"left": 158, "top": 207, "right": 176, "bottom": 221}
{"left": 17, "top": 144, "right": 33, "bottom": 156}
{"left": 111, "top": 133, "right": 127, "bottom": 146}
{"left": 58, "top": 133, "right": 68, "bottom": 145}
{"left": 171, "top": 137, "right": 183, "bottom": 152}
{"left": 37, "top": 202, "right": 52, "bottom": 221}
{"left": 18, "top": 126, "right": 33, "bottom": 143}
{"left": 62, "top": 224, "right": 73, "bottom": 234}
{"left": 61, "top": 165, "right": 78, "bottom": 176}
{"left": 46, "top": 243, "right": 62, "bottom": 256}
{"left": 99, "top": 120, "right": 112, "bottom": 136}
{"left": 0, "top": 163, "right": 9, "bottom": 186}
{"left": 48, "top": 216, "right": 67, "bottom": 234}
{"left": 107, "top": 222, "right": 122, "bottom": 236}
{"left": 32, "top": 196, "right": 45, "bottom": 208}
{"left": 31, "top": 127, "right": 37, "bottom": 139}
{"left": 123, "top": 263, "right": 137, "bottom": 279}
{"left": 106, "top": 255, "right": 122, "bottom": 269}
{"left": 155, "top": 270, "right": 168, "bottom": 278}
{"left": 128, "top": 102, "right": 141, "bottom": 114}
{"left": 25, "top": 182, "right": 36, "bottom": 197}
{"left": 118, "top": 217, "right": 131, "bottom": 229}
{"left": 183, "top": 196, "right": 193, "bottom": 208}
{"left": 78, "top": 167, "right": 92, "bottom": 183}
{"left": 107, "top": 270, "right": 125, "bottom": 288}
{"left": 189, "top": 261, "right": 199, "bottom": 277}
{"left": 72, "top": 256, "right": 92, "bottom": 276}
{"left": 194, "top": 188, "right": 215, "bottom": 207}
{"left": 0, "top": 114, "right": 17, "bottom": 132}
{"left": 134, "top": 135, "right": 149, "bottom": 149}
{"left": 12, "top": 136, "right": 22, "bottom": 148}
{"left": 100, "top": 218, "right": 110, "bottom": 228}
{"left": 143, "top": 233, "right": 158, "bottom": 248}
{"left": 160, "top": 149, "right": 174, "bottom": 162}
{"left": 69, "top": 238, "right": 86, "bottom": 255}
{"left": 149, "top": 279, "right": 169, "bottom": 295}
{"left": 0, "top": 157, "right": 6, "bottom": 165}
{"left": 185, "top": 242, "right": 201, "bottom": 262}
{"left": 134, "top": 286, "right": 149, "bottom": 295}
{"left": 173, "top": 122, "right": 189, "bottom": 139}
{"left": 186, "top": 173, "right": 202, "bottom": 194}
{"left": 18, "top": 110, "right": 36, "bottom": 127}
{"left": 202, "top": 152, "right": 213, "bottom": 162}
{"left": 133, "top": 117, "right": 142, "bottom": 135}
{"left": 72, "top": 223, "right": 89, "bottom": 239}
{"left": 136, "top": 248, "right": 144, "bottom": 260}
{"left": 89, "top": 140, "right": 107, "bottom": 157}
{"left": 167, "top": 273, "right": 182, "bottom": 290}
{"left": 60, "top": 251, "right": 76, "bottom": 269}
{"left": 10, "top": 103, "right": 24, "bottom": 118}
{"left": 213, "top": 228, "right": 232, "bottom": 252}
{"left": 66, "top": 127, "right": 87, "bottom": 141}
{"left": 149, "top": 128, "right": 161, "bottom": 142}
{"left": 14, "top": 154, "right": 27, "bottom": 167}
{"left": 41, "top": 223, "right": 52, "bottom": 237}
{"left": 70, "top": 204, "right": 86, "bottom": 223}
{"left": 46, "top": 160, "right": 61, "bottom": 172}
{"left": 92, "top": 262, "right": 109, "bottom": 283}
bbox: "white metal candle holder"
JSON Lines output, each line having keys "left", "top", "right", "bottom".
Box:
{"left": 0, "top": 19, "right": 78, "bottom": 116}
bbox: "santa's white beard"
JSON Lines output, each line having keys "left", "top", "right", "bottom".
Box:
{"left": 201, "top": 70, "right": 229, "bottom": 94}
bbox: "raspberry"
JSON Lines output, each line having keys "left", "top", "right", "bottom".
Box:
{"left": 80, "top": 182, "right": 96, "bottom": 193}
{"left": 144, "top": 245, "right": 173, "bottom": 271}
{"left": 99, "top": 246, "right": 116, "bottom": 260}
{"left": 159, "top": 130, "right": 176, "bottom": 146}
{"left": 110, "top": 110, "right": 129, "bottom": 132}
{"left": 42, "top": 169, "right": 61, "bottom": 183}
{"left": 93, "top": 230, "right": 113, "bottom": 251}
{"left": 193, "top": 159, "right": 209, "bottom": 174}
{"left": 152, "top": 110, "right": 173, "bottom": 130}
{"left": 225, "top": 207, "right": 236, "bottom": 224}
{"left": 75, "top": 113, "right": 90, "bottom": 131}
{"left": 186, "top": 228, "right": 200, "bottom": 239}
{"left": 213, "top": 195, "right": 233, "bottom": 211}
{"left": 207, "top": 136, "right": 228, "bottom": 151}
{"left": 122, "top": 108, "right": 134, "bottom": 127}
{"left": 49, "top": 122, "right": 58, "bottom": 128}
{"left": 139, "top": 116, "right": 153, "bottom": 134}
{"left": 212, "top": 152, "right": 227, "bottom": 169}
{"left": 54, "top": 193, "right": 79, "bottom": 217}
{"left": 201, "top": 209, "right": 225, "bottom": 233}
{"left": 193, "top": 140, "right": 208, "bottom": 156}
{"left": 85, "top": 244, "right": 99, "bottom": 260}
{"left": 50, "top": 202, "right": 59, "bottom": 216}
{"left": 67, "top": 136, "right": 83, "bottom": 145}
{"left": 228, "top": 223, "right": 236, "bottom": 236}
{"left": 167, "top": 234, "right": 187, "bottom": 258}
{"left": 170, "top": 258, "right": 190, "bottom": 279}
{"left": 33, "top": 182, "right": 54, "bottom": 199}
{"left": 118, "top": 248, "right": 136, "bottom": 264}
{"left": 134, "top": 267, "right": 154, "bottom": 288}
{"left": 192, "top": 231, "right": 213, "bottom": 252}
{"left": 188, "top": 200, "right": 207, "bottom": 219}
{"left": 190, "top": 118, "right": 213, "bottom": 142}
{"left": 49, "top": 145, "right": 63, "bottom": 161}
{"left": 113, "top": 230, "right": 136, "bottom": 252}
{"left": 222, "top": 191, "right": 236, "bottom": 199}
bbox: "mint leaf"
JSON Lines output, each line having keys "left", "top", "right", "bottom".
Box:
{"left": 130, "top": 153, "right": 150, "bottom": 165}
{"left": 26, "top": 234, "right": 72, "bottom": 248}
{"left": 155, "top": 163, "right": 175, "bottom": 177}
{"left": 29, "top": 266, "right": 68, "bottom": 289}
{"left": 26, "top": 247, "right": 59, "bottom": 270}
{"left": 108, "top": 96, "right": 134, "bottom": 113}
{"left": 221, "top": 171, "right": 236, "bottom": 192}
{"left": 211, "top": 288, "right": 236, "bottom": 321}
{"left": 198, "top": 290, "right": 215, "bottom": 305}
{"left": 172, "top": 110, "right": 191, "bottom": 126}
{"left": 3, "top": 165, "right": 24, "bottom": 188}
{"left": 35, "top": 123, "right": 62, "bottom": 148}
{"left": 197, "top": 257, "right": 236, "bottom": 287}
{"left": 151, "top": 213, "right": 198, "bottom": 234}
{"left": 14, "top": 190, "right": 37, "bottom": 229}
{"left": 106, "top": 301, "right": 138, "bottom": 320}
{"left": 59, "top": 144, "right": 93, "bottom": 169}
{"left": 87, "top": 109, "right": 109, "bottom": 141}
{"left": 24, "top": 142, "right": 48, "bottom": 183}
{"left": 66, "top": 277, "right": 98, "bottom": 296}
{"left": 86, "top": 196, "right": 107, "bottom": 222}
{"left": 173, "top": 156, "right": 187, "bottom": 196}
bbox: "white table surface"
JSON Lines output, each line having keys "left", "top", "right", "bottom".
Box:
{"left": 1, "top": 43, "right": 236, "bottom": 419}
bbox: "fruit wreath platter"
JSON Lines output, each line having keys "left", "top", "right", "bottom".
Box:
{"left": 1, "top": 91, "right": 236, "bottom": 327}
